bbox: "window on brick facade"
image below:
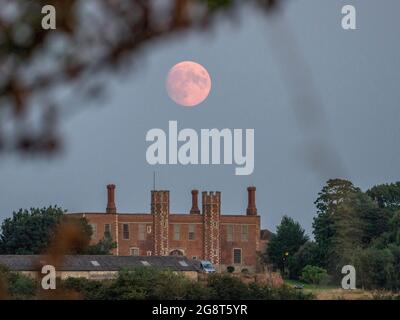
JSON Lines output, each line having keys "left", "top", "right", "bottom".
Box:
{"left": 188, "top": 224, "right": 195, "bottom": 240}
{"left": 233, "top": 248, "right": 242, "bottom": 264}
{"left": 89, "top": 223, "right": 97, "bottom": 240}
{"left": 241, "top": 225, "right": 249, "bottom": 241}
{"left": 122, "top": 224, "right": 129, "bottom": 240}
{"left": 130, "top": 248, "right": 140, "bottom": 256}
{"left": 227, "top": 225, "right": 234, "bottom": 242}
{"left": 174, "top": 224, "right": 181, "bottom": 240}
{"left": 147, "top": 251, "right": 152, "bottom": 256}
{"left": 139, "top": 224, "right": 146, "bottom": 240}
{"left": 104, "top": 224, "right": 111, "bottom": 238}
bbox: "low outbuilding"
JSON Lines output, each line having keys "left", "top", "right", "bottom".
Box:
{"left": 0, "top": 255, "right": 202, "bottom": 281}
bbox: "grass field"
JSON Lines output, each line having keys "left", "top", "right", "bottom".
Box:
{"left": 284, "top": 280, "right": 382, "bottom": 300}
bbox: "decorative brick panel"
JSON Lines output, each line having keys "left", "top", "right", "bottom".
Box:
{"left": 152, "top": 191, "right": 169, "bottom": 256}
{"left": 202, "top": 191, "right": 221, "bottom": 265}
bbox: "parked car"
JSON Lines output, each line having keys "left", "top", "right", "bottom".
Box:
{"left": 200, "top": 260, "right": 216, "bottom": 273}
{"left": 293, "top": 284, "right": 304, "bottom": 290}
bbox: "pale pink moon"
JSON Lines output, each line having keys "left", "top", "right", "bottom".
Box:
{"left": 166, "top": 61, "right": 212, "bottom": 107}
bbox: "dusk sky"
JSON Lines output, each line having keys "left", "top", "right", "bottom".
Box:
{"left": 0, "top": 0, "right": 399, "bottom": 235}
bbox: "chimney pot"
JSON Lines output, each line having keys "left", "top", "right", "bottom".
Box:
{"left": 106, "top": 184, "right": 117, "bottom": 214}
{"left": 190, "top": 190, "right": 200, "bottom": 214}
{"left": 246, "top": 186, "right": 257, "bottom": 216}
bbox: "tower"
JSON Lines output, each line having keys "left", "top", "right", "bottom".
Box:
{"left": 202, "top": 191, "right": 221, "bottom": 265}
{"left": 152, "top": 190, "right": 170, "bottom": 256}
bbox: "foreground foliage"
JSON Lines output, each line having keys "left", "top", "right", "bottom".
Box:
{"left": 61, "top": 268, "right": 314, "bottom": 300}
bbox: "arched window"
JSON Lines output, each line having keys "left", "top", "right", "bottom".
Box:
{"left": 169, "top": 249, "right": 184, "bottom": 256}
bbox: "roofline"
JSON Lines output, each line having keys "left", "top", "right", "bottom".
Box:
{"left": 0, "top": 255, "right": 201, "bottom": 272}
{"left": 69, "top": 212, "right": 259, "bottom": 217}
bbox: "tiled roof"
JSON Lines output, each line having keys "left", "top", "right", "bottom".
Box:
{"left": 0, "top": 255, "right": 202, "bottom": 272}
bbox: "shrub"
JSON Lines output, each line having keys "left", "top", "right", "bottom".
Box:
{"left": 353, "top": 247, "right": 396, "bottom": 290}
{"left": 62, "top": 277, "right": 111, "bottom": 300}
{"left": 248, "top": 282, "right": 314, "bottom": 300}
{"left": 182, "top": 282, "right": 213, "bottom": 300}
{"left": 226, "top": 266, "right": 235, "bottom": 273}
{"left": 0, "top": 265, "right": 37, "bottom": 300}
{"left": 288, "top": 242, "right": 320, "bottom": 279}
{"left": 7, "top": 273, "right": 37, "bottom": 300}
{"left": 300, "top": 265, "right": 329, "bottom": 285}
{"left": 208, "top": 274, "right": 249, "bottom": 299}
{"left": 241, "top": 268, "right": 249, "bottom": 274}
{"left": 61, "top": 269, "right": 315, "bottom": 300}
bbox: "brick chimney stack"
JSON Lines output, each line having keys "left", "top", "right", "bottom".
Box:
{"left": 246, "top": 186, "right": 257, "bottom": 216}
{"left": 106, "top": 184, "right": 117, "bottom": 214}
{"left": 190, "top": 190, "right": 200, "bottom": 214}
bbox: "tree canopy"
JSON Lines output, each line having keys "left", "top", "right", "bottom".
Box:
{"left": 0, "top": 206, "right": 114, "bottom": 255}
{"left": 266, "top": 215, "right": 309, "bottom": 272}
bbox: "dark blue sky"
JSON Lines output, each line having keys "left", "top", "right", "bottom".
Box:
{"left": 0, "top": 0, "right": 399, "bottom": 235}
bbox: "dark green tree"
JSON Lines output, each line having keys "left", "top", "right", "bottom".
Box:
{"left": 354, "top": 247, "right": 395, "bottom": 290}
{"left": 85, "top": 236, "right": 117, "bottom": 255}
{"left": 329, "top": 193, "right": 365, "bottom": 275}
{"left": 358, "top": 200, "right": 391, "bottom": 246}
{"left": 367, "top": 182, "right": 400, "bottom": 210}
{"left": 312, "top": 179, "right": 360, "bottom": 268}
{"left": 266, "top": 216, "right": 309, "bottom": 273}
{"left": 288, "top": 241, "right": 321, "bottom": 279}
{"left": 0, "top": 206, "right": 102, "bottom": 255}
{"left": 0, "top": 206, "right": 65, "bottom": 254}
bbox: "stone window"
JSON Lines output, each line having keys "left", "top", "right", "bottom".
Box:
{"left": 188, "top": 224, "right": 195, "bottom": 240}
{"left": 227, "top": 225, "right": 234, "bottom": 242}
{"left": 174, "top": 224, "right": 181, "bottom": 241}
{"left": 104, "top": 224, "right": 111, "bottom": 238}
{"left": 122, "top": 224, "right": 129, "bottom": 240}
{"left": 241, "top": 225, "right": 249, "bottom": 241}
{"left": 130, "top": 247, "right": 140, "bottom": 256}
{"left": 139, "top": 224, "right": 146, "bottom": 240}
{"left": 90, "top": 223, "right": 97, "bottom": 240}
{"left": 233, "top": 248, "right": 242, "bottom": 264}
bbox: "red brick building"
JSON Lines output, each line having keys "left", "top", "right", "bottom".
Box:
{"left": 72, "top": 185, "right": 263, "bottom": 272}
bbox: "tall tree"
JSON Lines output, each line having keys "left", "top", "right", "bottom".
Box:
{"left": 266, "top": 216, "right": 309, "bottom": 273}
{"left": 312, "top": 179, "right": 360, "bottom": 268}
{"left": 329, "top": 193, "right": 365, "bottom": 274}
{"left": 367, "top": 182, "right": 400, "bottom": 211}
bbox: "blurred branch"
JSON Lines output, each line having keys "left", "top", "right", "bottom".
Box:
{"left": 0, "top": 0, "right": 280, "bottom": 155}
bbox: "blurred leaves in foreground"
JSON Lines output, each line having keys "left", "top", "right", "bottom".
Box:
{"left": 0, "top": 0, "right": 280, "bottom": 155}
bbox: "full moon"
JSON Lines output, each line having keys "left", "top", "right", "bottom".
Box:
{"left": 166, "top": 61, "right": 212, "bottom": 107}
